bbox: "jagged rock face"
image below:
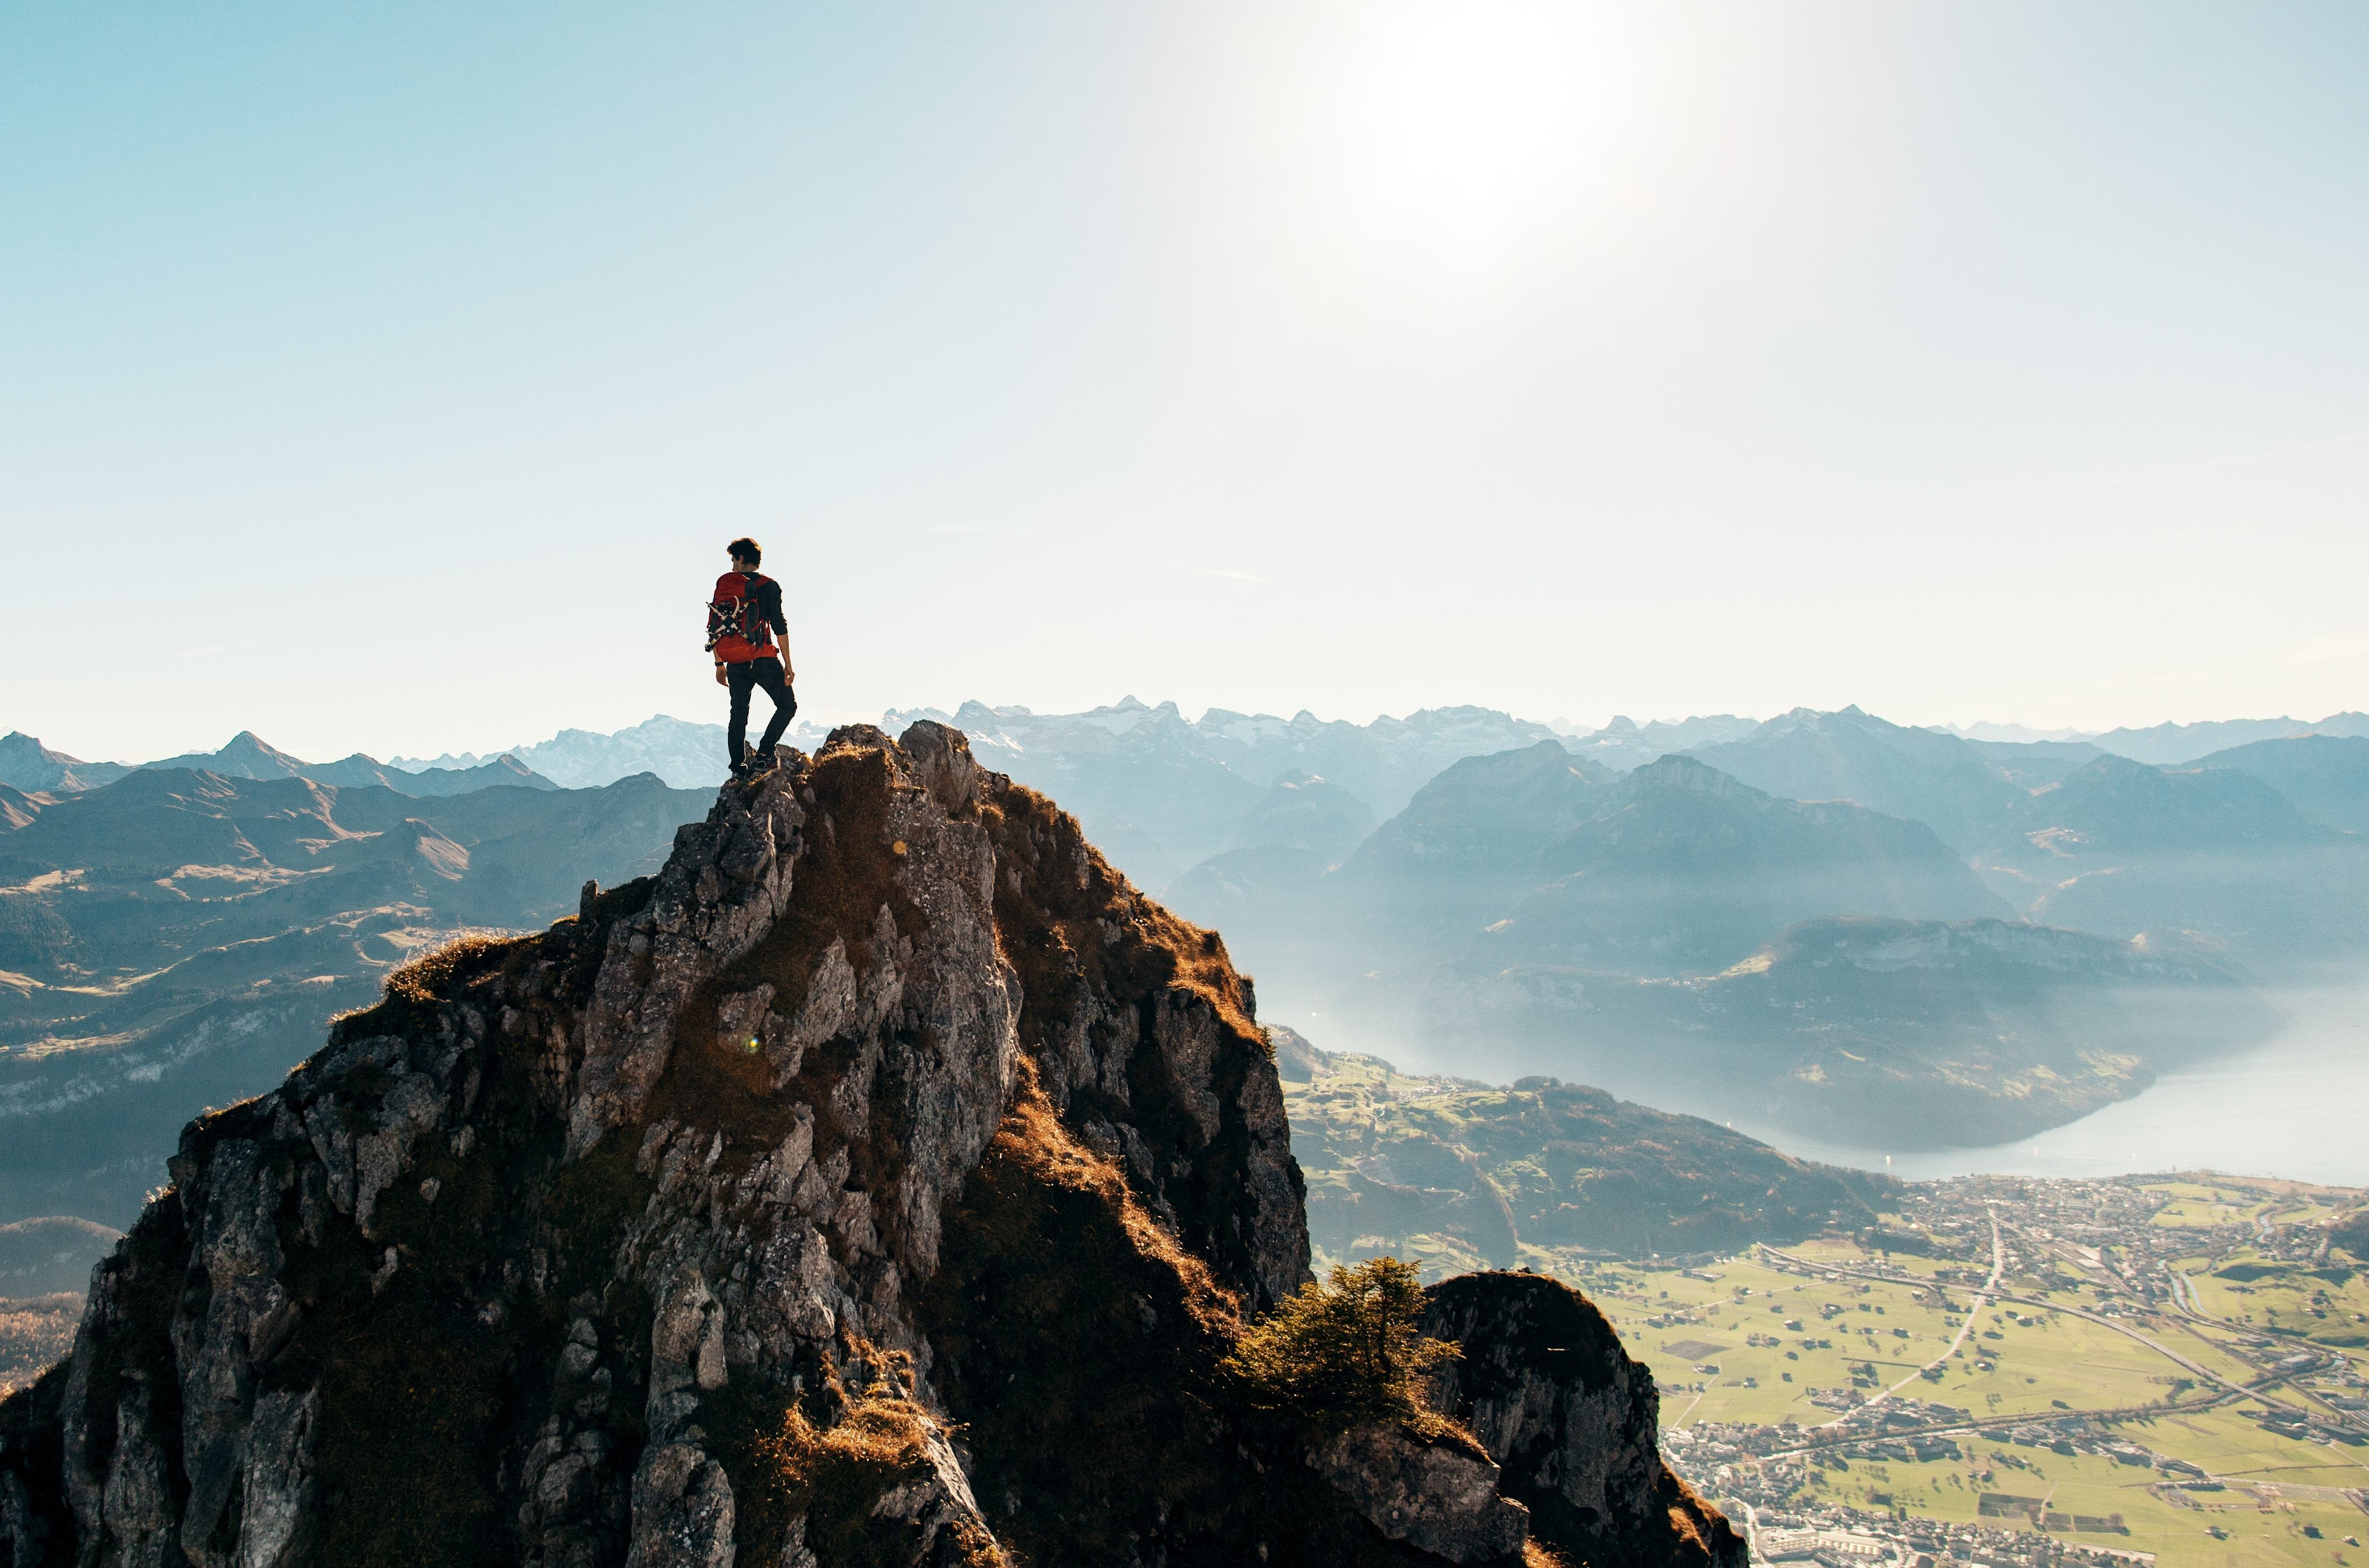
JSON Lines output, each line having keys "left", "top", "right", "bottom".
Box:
{"left": 0, "top": 724, "right": 1733, "bottom": 1568}
{"left": 1423, "top": 1273, "right": 1746, "bottom": 1568}
{"left": 1307, "top": 1425, "right": 1527, "bottom": 1565}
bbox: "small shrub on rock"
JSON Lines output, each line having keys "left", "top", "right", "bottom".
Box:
{"left": 1223, "top": 1256, "right": 1461, "bottom": 1435}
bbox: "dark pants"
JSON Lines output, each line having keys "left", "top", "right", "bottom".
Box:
{"left": 726, "top": 657, "right": 796, "bottom": 764}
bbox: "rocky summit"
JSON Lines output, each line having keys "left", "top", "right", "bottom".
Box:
{"left": 0, "top": 723, "right": 1738, "bottom": 1568}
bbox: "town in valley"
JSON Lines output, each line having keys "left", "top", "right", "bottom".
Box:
{"left": 1547, "top": 1174, "right": 2369, "bottom": 1568}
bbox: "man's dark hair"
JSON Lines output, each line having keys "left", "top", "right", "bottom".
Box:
{"left": 728, "top": 537, "right": 762, "bottom": 567}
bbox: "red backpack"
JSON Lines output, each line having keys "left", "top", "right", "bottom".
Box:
{"left": 705, "top": 572, "right": 778, "bottom": 661}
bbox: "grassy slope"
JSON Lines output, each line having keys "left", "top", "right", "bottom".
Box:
{"left": 1285, "top": 1049, "right": 1890, "bottom": 1276}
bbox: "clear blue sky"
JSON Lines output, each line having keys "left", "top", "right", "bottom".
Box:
{"left": 5, "top": 2, "right": 2366, "bottom": 763}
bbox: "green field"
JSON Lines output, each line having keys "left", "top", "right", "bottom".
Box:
{"left": 1791, "top": 1438, "right": 2368, "bottom": 1568}
{"left": 1541, "top": 1217, "right": 2369, "bottom": 1568}
{"left": 1568, "top": 1247, "right": 2273, "bottom": 1428}
{"left": 2186, "top": 1263, "right": 2369, "bottom": 1348}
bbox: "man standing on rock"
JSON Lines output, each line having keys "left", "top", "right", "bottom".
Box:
{"left": 707, "top": 537, "right": 797, "bottom": 776}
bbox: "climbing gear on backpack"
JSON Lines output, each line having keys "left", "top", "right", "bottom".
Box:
{"left": 706, "top": 571, "right": 781, "bottom": 665}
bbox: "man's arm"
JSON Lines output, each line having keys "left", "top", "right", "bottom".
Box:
{"left": 764, "top": 580, "right": 793, "bottom": 680}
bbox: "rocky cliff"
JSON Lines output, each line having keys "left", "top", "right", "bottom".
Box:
{"left": 1423, "top": 1275, "right": 1739, "bottom": 1567}
{"left": 0, "top": 723, "right": 1734, "bottom": 1567}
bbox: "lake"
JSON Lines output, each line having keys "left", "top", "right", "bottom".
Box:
{"left": 1733, "top": 983, "right": 2369, "bottom": 1186}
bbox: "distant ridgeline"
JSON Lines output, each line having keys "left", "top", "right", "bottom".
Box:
{"left": 392, "top": 715, "right": 842, "bottom": 790}
{"left": 1, "top": 728, "right": 561, "bottom": 798}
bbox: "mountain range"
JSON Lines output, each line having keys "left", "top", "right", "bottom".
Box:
{"left": 2083, "top": 711, "right": 2369, "bottom": 765}
{"left": 394, "top": 713, "right": 839, "bottom": 790}
{"left": 0, "top": 764, "right": 709, "bottom": 1225}
{"left": 875, "top": 699, "right": 2369, "bottom": 922}
{"left": 1978, "top": 753, "right": 2369, "bottom": 964}
{"left": 1314, "top": 744, "right": 2010, "bottom": 973}
{"left": 2188, "top": 733, "right": 2369, "bottom": 834}
{"left": 1640, "top": 709, "right": 2369, "bottom": 971}
{"left": 8, "top": 695, "right": 2364, "bottom": 1189}
{"left": 882, "top": 697, "right": 1566, "bottom": 889}
{"left": 61, "top": 697, "right": 2356, "bottom": 923}
{"left": 1172, "top": 737, "right": 2008, "bottom": 966}
{"left": 1161, "top": 731, "right": 2288, "bottom": 1144}
{"left": 1533, "top": 713, "right": 1761, "bottom": 771}
{"left": 1682, "top": 706, "right": 2033, "bottom": 854}
{"left": 1, "top": 729, "right": 556, "bottom": 797}
{"left": 29, "top": 700, "right": 2369, "bottom": 799}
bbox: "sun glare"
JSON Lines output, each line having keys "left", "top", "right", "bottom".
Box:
{"left": 1195, "top": 1, "right": 1697, "bottom": 319}
{"left": 1319, "top": 4, "right": 1601, "bottom": 253}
